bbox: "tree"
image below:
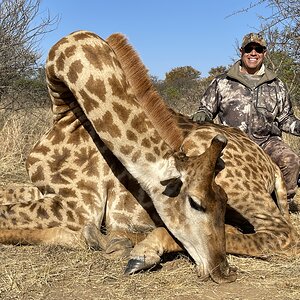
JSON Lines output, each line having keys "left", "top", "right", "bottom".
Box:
{"left": 208, "top": 66, "right": 227, "bottom": 78}
{"left": 203, "top": 65, "right": 228, "bottom": 83}
{"left": 158, "top": 66, "right": 203, "bottom": 115}
{"left": 232, "top": 0, "right": 299, "bottom": 62}
{"left": 265, "top": 50, "right": 300, "bottom": 107}
{"left": 0, "top": 0, "right": 58, "bottom": 109}
{"left": 165, "top": 66, "right": 201, "bottom": 83}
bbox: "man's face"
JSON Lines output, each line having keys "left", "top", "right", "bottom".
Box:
{"left": 240, "top": 42, "right": 266, "bottom": 74}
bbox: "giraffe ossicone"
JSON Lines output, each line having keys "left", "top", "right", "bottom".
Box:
{"left": 107, "top": 32, "right": 300, "bottom": 258}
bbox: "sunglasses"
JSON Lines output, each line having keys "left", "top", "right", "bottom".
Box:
{"left": 244, "top": 45, "right": 266, "bottom": 54}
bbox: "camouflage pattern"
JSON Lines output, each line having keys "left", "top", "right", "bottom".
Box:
{"left": 197, "top": 61, "right": 300, "bottom": 146}
{"left": 262, "top": 137, "right": 300, "bottom": 199}
{"left": 196, "top": 60, "right": 300, "bottom": 199}
{"left": 241, "top": 32, "right": 267, "bottom": 48}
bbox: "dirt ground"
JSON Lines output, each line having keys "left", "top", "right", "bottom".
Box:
{"left": 0, "top": 195, "right": 299, "bottom": 300}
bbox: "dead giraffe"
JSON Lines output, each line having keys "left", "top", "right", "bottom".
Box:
{"left": 0, "top": 31, "right": 236, "bottom": 283}
{"left": 107, "top": 33, "right": 300, "bottom": 258}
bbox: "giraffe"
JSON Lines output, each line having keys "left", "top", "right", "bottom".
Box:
{"left": 107, "top": 33, "right": 300, "bottom": 258}
{"left": 0, "top": 31, "right": 236, "bottom": 283}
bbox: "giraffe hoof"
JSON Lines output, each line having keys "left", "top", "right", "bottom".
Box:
{"left": 124, "top": 258, "right": 152, "bottom": 275}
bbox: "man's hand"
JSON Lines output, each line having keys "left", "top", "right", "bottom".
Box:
{"left": 192, "top": 111, "right": 211, "bottom": 123}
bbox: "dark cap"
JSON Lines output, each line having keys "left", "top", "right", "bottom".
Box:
{"left": 241, "top": 33, "right": 267, "bottom": 48}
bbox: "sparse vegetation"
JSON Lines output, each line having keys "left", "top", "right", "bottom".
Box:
{"left": 0, "top": 215, "right": 299, "bottom": 299}
{"left": 0, "top": 1, "right": 299, "bottom": 299}
{"left": 0, "top": 107, "right": 51, "bottom": 183}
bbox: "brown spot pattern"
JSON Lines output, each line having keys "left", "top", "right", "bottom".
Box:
{"left": 145, "top": 153, "right": 157, "bottom": 163}
{"left": 78, "top": 89, "right": 101, "bottom": 117}
{"left": 36, "top": 206, "right": 49, "bottom": 219}
{"left": 131, "top": 113, "right": 148, "bottom": 134}
{"left": 51, "top": 200, "right": 63, "bottom": 221}
{"left": 120, "top": 145, "right": 134, "bottom": 156}
{"left": 126, "top": 130, "right": 138, "bottom": 142}
{"left": 47, "top": 37, "right": 69, "bottom": 62}
{"left": 49, "top": 148, "right": 72, "bottom": 173}
{"left": 66, "top": 210, "right": 75, "bottom": 222}
{"left": 112, "top": 102, "right": 131, "bottom": 124}
{"left": 67, "top": 60, "right": 83, "bottom": 84}
{"left": 56, "top": 52, "right": 66, "bottom": 72}
{"left": 82, "top": 44, "right": 105, "bottom": 70}
{"left": 94, "top": 111, "right": 122, "bottom": 139}
{"left": 131, "top": 150, "right": 141, "bottom": 163}
{"left": 58, "top": 188, "right": 77, "bottom": 198}
{"left": 32, "top": 144, "right": 51, "bottom": 155}
{"left": 51, "top": 173, "right": 70, "bottom": 184}
{"left": 30, "top": 166, "right": 45, "bottom": 183}
{"left": 150, "top": 132, "right": 161, "bottom": 145}
{"left": 141, "top": 138, "right": 151, "bottom": 148}
{"left": 73, "top": 32, "right": 95, "bottom": 41}
{"left": 108, "top": 74, "right": 128, "bottom": 101}
{"left": 65, "top": 45, "right": 76, "bottom": 58}
{"left": 153, "top": 146, "right": 161, "bottom": 156}
{"left": 85, "top": 75, "right": 106, "bottom": 100}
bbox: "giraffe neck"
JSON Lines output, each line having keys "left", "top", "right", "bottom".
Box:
{"left": 46, "top": 31, "right": 180, "bottom": 194}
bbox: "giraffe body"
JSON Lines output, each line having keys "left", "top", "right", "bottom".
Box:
{"left": 107, "top": 33, "right": 300, "bottom": 257}
{"left": 0, "top": 31, "right": 236, "bottom": 283}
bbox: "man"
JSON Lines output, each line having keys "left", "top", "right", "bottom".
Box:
{"left": 193, "top": 32, "right": 300, "bottom": 210}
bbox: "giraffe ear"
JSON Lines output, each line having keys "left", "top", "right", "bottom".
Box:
{"left": 160, "top": 177, "right": 183, "bottom": 197}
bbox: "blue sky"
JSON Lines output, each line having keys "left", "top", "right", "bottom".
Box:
{"left": 38, "top": 0, "right": 272, "bottom": 79}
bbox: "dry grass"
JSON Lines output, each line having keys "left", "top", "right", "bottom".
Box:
{"left": 0, "top": 109, "right": 300, "bottom": 299}
{"left": 0, "top": 108, "right": 52, "bottom": 183}
{"left": 0, "top": 229, "right": 299, "bottom": 300}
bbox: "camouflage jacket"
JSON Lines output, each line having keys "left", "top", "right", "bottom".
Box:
{"left": 197, "top": 60, "right": 300, "bottom": 146}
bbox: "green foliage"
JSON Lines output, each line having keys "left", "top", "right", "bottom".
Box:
{"left": 208, "top": 66, "right": 227, "bottom": 78}
{"left": 265, "top": 51, "right": 300, "bottom": 108}
{"left": 153, "top": 66, "right": 206, "bottom": 115}
{"left": 165, "top": 66, "right": 201, "bottom": 83}
{"left": 153, "top": 65, "right": 230, "bottom": 115}
{"left": 0, "top": 0, "right": 57, "bottom": 110}
{"left": 164, "top": 86, "right": 180, "bottom": 99}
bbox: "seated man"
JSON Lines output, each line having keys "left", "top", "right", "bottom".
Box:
{"left": 193, "top": 32, "right": 300, "bottom": 211}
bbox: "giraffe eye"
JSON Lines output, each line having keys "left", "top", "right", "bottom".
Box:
{"left": 188, "top": 196, "right": 206, "bottom": 212}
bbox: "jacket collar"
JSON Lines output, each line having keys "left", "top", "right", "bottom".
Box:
{"left": 226, "top": 60, "right": 277, "bottom": 88}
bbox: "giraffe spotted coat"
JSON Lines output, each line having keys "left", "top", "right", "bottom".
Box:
{"left": 107, "top": 33, "right": 300, "bottom": 257}
{"left": 0, "top": 31, "right": 236, "bottom": 283}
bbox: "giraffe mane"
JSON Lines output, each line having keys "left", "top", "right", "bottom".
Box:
{"left": 106, "top": 33, "right": 184, "bottom": 151}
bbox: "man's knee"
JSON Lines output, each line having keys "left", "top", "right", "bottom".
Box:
{"left": 263, "top": 139, "right": 299, "bottom": 199}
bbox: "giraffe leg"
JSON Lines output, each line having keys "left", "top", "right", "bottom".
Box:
{"left": 0, "top": 195, "right": 104, "bottom": 249}
{"left": 0, "top": 227, "right": 85, "bottom": 248}
{"left": 225, "top": 228, "right": 300, "bottom": 257}
{"left": 124, "top": 227, "right": 182, "bottom": 274}
{"left": 0, "top": 185, "right": 42, "bottom": 205}
{"left": 81, "top": 223, "right": 110, "bottom": 251}
{"left": 82, "top": 223, "right": 148, "bottom": 258}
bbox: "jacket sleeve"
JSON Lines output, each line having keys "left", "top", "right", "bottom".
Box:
{"left": 196, "top": 78, "right": 220, "bottom": 120}
{"left": 276, "top": 80, "right": 300, "bottom": 136}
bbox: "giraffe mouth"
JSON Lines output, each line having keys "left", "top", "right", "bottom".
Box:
{"left": 209, "top": 261, "right": 237, "bottom": 283}
{"left": 195, "top": 256, "right": 237, "bottom": 283}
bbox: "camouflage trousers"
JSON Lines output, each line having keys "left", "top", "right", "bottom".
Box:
{"left": 262, "top": 137, "right": 300, "bottom": 200}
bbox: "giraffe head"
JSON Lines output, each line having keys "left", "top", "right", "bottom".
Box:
{"left": 160, "top": 134, "right": 236, "bottom": 283}
{"left": 45, "top": 31, "right": 236, "bottom": 282}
